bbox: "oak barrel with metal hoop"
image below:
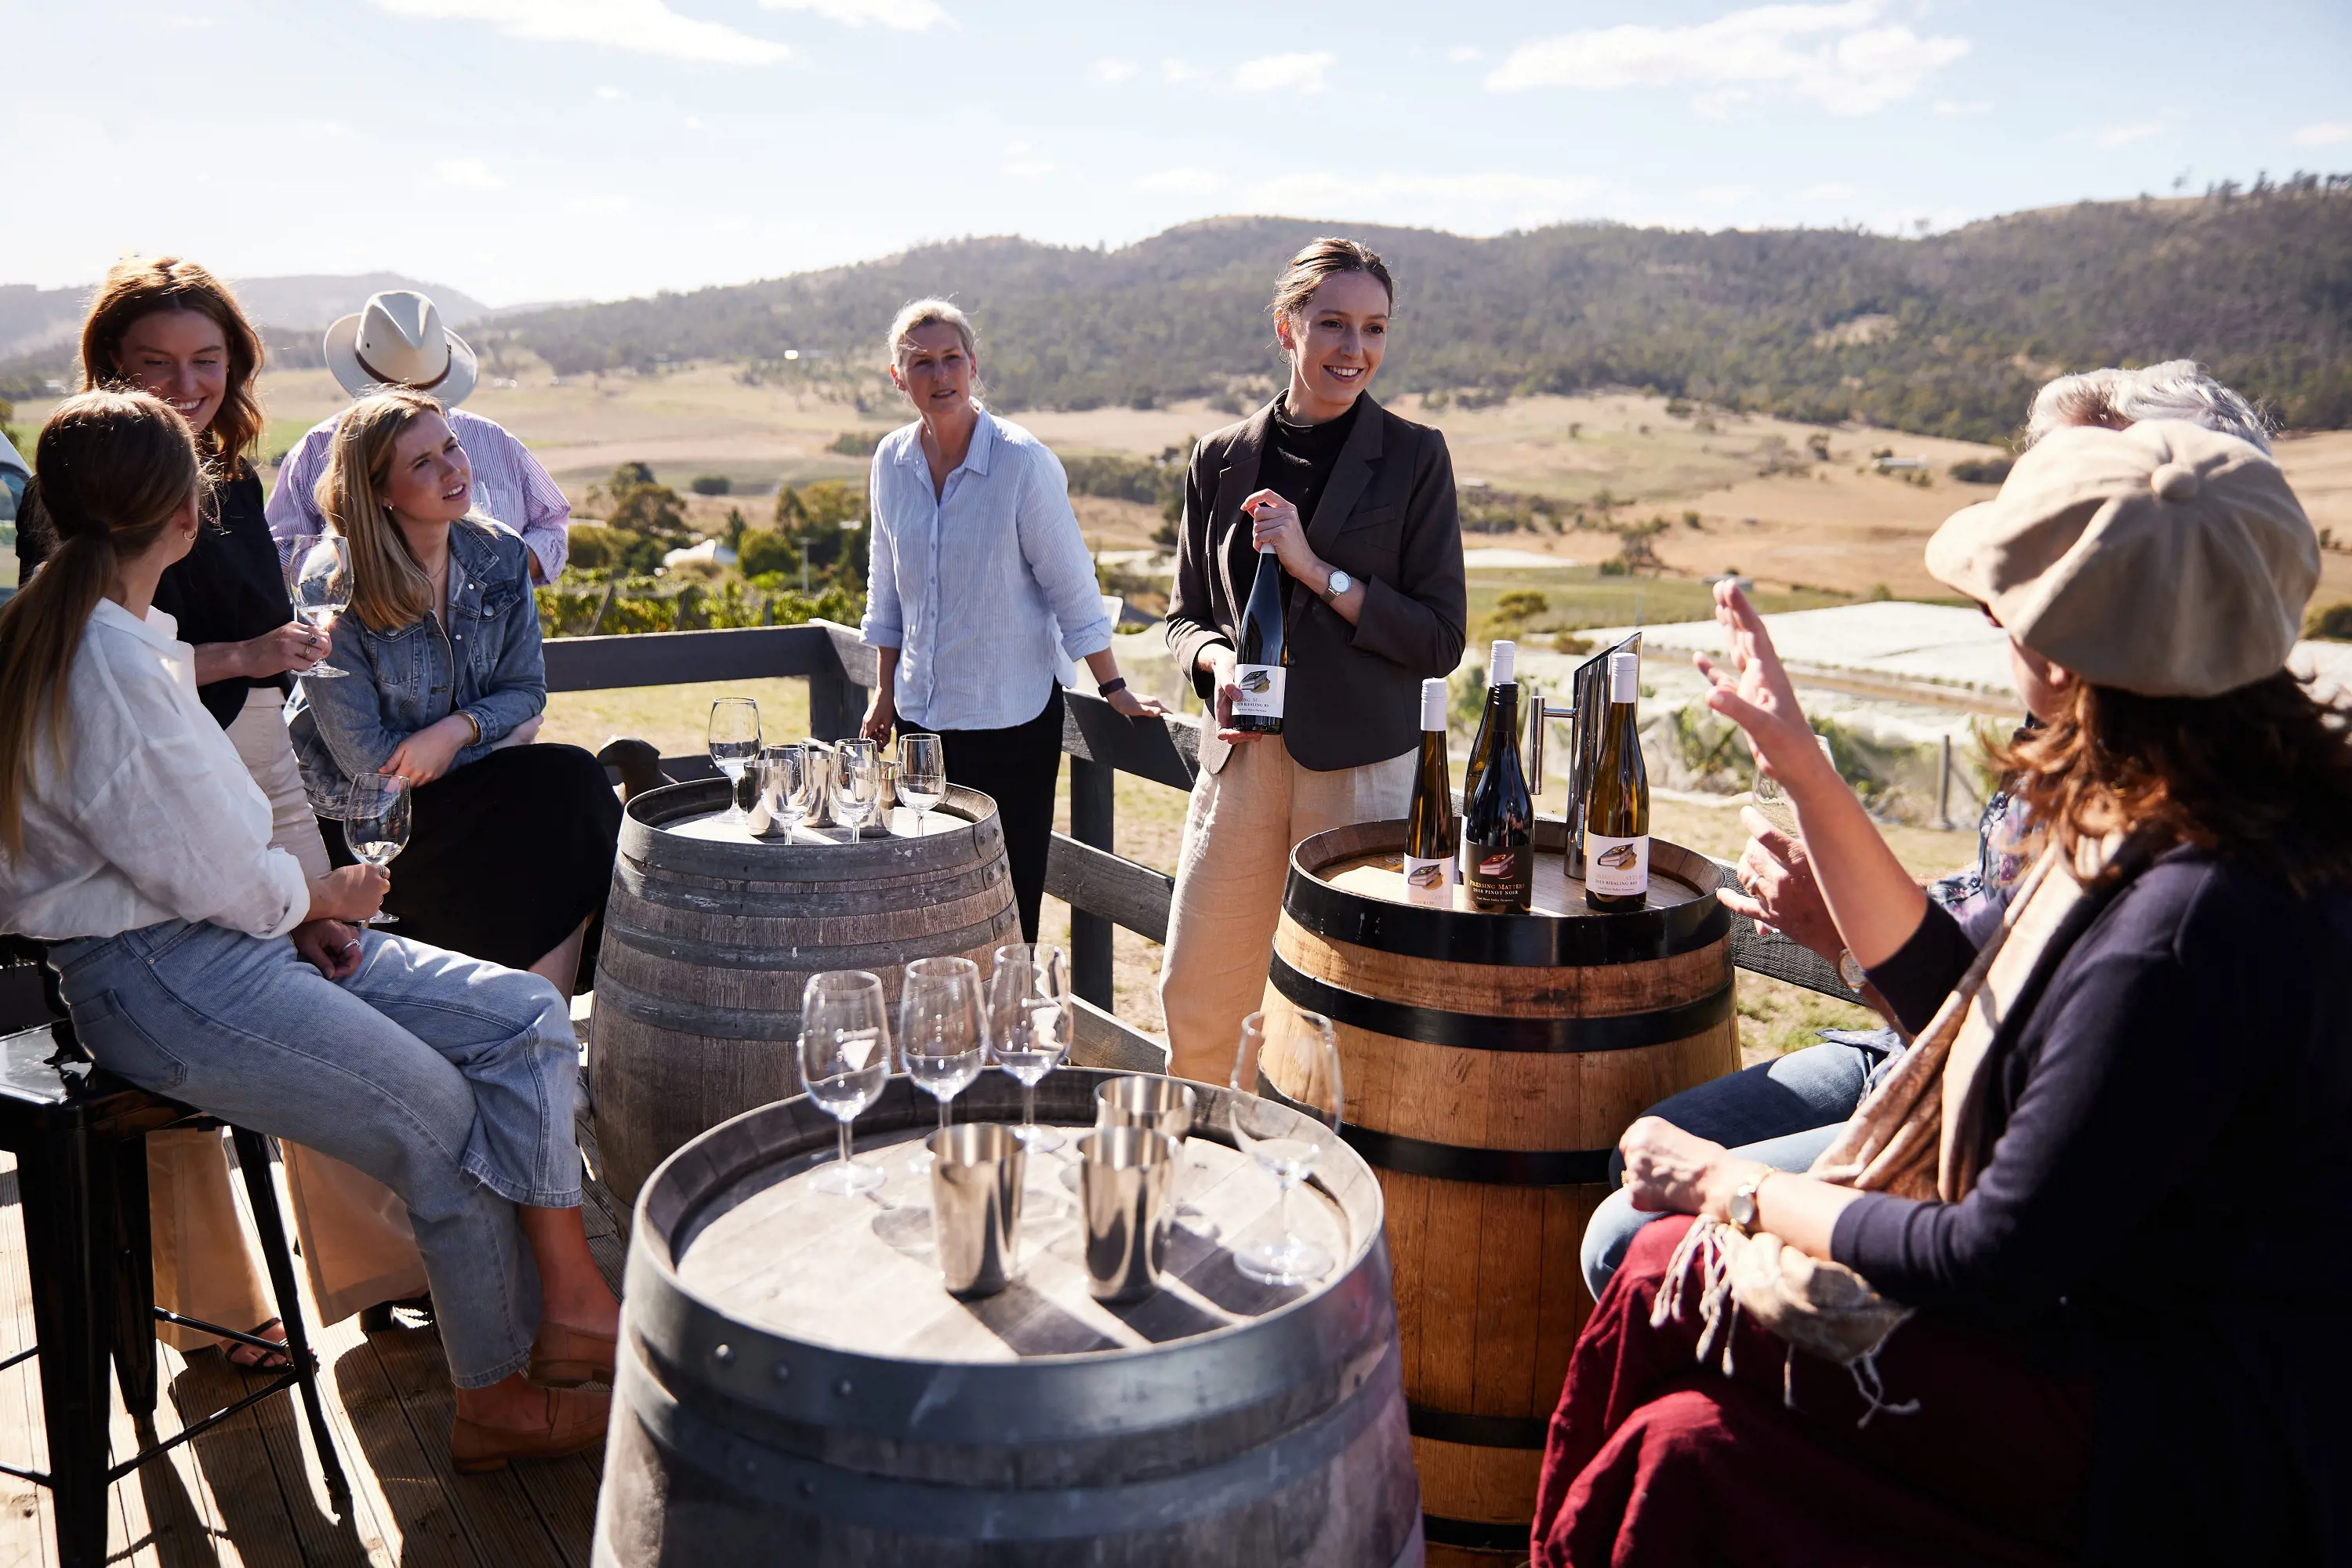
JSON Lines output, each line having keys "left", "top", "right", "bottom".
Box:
{"left": 590, "top": 776, "right": 1019, "bottom": 1205}
{"left": 1260, "top": 819, "right": 1737, "bottom": 1559}
{"left": 593, "top": 1067, "right": 1424, "bottom": 1566}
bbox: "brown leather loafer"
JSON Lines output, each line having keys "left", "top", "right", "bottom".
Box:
{"left": 528, "top": 1320, "right": 618, "bottom": 1388}
{"left": 451, "top": 1387, "right": 610, "bottom": 1474}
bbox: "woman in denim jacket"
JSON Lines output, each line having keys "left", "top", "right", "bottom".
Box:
{"left": 289, "top": 391, "right": 619, "bottom": 995}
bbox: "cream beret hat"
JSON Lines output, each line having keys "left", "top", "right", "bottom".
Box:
{"left": 1924, "top": 419, "right": 2317, "bottom": 698}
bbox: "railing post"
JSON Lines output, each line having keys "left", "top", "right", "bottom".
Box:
{"left": 806, "top": 672, "right": 862, "bottom": 741}
{"left": 1069, "top": 753, "right": 1116, "bottom": 1010}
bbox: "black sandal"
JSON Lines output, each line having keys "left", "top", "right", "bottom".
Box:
{"left": 223, "top": 1318, "right": 293, "bottom": 1372}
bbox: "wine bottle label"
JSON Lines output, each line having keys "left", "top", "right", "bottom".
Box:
{"left": 1466, "top": 844, "right": 1533, "bottom": 911}
{"left": 1402, "top": 853, "right": 1456, "bottom": 905}
{"left": 1584, "top": 832, "right": 1650, "bottom": 899}
{"left": 1232, "top": 664, "right": 1285, "bottom": 718}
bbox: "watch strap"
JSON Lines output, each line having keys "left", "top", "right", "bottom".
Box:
{"left": 1097, "top": 677, "right": 1127, "bottom": 697}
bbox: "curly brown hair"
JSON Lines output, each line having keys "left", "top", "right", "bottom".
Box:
{"left": 80, "top": 256, "right": 266, "bottom": 475}
{"left": 1998, "top": 670, "right": 2352, "bottom": 896}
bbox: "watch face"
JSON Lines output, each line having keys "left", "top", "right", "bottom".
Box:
{"left": 1729, "top": 1191, "right": 1756, "bottom": 1231}
{"left": 1838, "top": 949, "right": 1867, "bottom": 989}
{"left": 1327, "top": 569, "right": 1352, "bottom": 595}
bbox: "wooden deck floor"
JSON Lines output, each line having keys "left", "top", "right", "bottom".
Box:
{"left": 0, "top": 1107, "right": 630, "bottom": 1567}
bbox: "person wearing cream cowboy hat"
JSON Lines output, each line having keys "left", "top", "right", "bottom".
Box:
{"left": 267, "top": 289, "right": 572, "bottom": 583}
{"left": 1534, "top": 419, "right": 2350, "bottom": 1568}
{"left": 323, "top": 289, "right": 480, "bottom": 407}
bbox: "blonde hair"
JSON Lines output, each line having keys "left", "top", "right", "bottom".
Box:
{"left": 0, "top": 391, "right": 203, "bottom": 853}
{"left": 886, "top": 298, "right": 979, "bottom": 377}
{"left": 317, "top": 390, "right": 447, "bottom": 633}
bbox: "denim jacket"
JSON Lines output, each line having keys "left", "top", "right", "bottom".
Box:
{"left": 288, "top": 519, "right": 546, "bottom": 811}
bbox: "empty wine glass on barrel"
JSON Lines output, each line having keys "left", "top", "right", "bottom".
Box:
{"left": 899, "top": 956, "right": 989, "bottom": 1174}
{"left": 832, "top": 739, "right": 880, "bottom": 840}
{"left": 760, "top": 742, "right": 820, "bottom": 840}
{"left": 798, "top": 970, "right": 891, "bottom": 1196}
{"left": 1229, "top": 1009, "right": 1342, "bottom": 1286}
{"left": 709, "top": 697, "right": 760, "bottom": 826}
{"left": 898, "top": 733, "right": 946, "bottom": 837}
{"left": 987, "top": 943, "right": 1071, "bottom": 1152}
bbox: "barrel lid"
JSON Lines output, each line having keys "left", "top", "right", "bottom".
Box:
{"left": 620, "top": 777, "right": 1005, "bottom": 883}
{"left": 1284, "top": 819, "right": 1728, "bottom": 966}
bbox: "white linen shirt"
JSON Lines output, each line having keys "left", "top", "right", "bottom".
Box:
{"left": 0, "top": 599, "right": 310, "bottom": 942}
{"left": 860, "top": 412, "right": 1113, "bottom": 732}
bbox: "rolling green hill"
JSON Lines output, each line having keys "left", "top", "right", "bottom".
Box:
{"left": 478, "top": 176, "right": 2352, "bottom": 444}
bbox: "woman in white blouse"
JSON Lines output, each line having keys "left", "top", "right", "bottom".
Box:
{"left": 0, "top": 390, "right": 615, "bottom": 1472}
{"left": 858, "top": 299, "right": 1163, "bottom": 938}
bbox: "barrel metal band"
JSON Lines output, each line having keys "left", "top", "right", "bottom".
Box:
{"left": 1406, "top": 1402, "right": 1551, "bottom": 1450}
{"left": 1283, "top": 865, "right": 1729, "bottom": 966}
{"left": 1421, "top": 1512, "right": 1538, "bottom": 1552}
{"left": 1255, "top": 1076, "right": 1613, "bottom": 1188}
{"left": 1269, "top": 955, "right": 1734, "bottom": 1054}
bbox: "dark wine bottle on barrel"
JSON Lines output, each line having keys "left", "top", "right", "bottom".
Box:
{"left": 1403, "top": 677, "right": 1457, "bottom": 905}
{"left": 1461, "top": 644, "right": 1533, "bottom": 913}
{"left": 1231, "top": 539, "right": 1287, "bottom": 736}
{"left": 1583, "top": 650, "right": 1651, "bottom": 913}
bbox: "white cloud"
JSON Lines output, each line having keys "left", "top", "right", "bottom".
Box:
{"left": 1933, "top": 98, "right": 1990, "bottom": 117}
{"left": 1161, "top": 57, "right": 1203, "bottom": 83}
{"left": 1090, "top": 57, "right": 1137, "bottom": 85}
{"left": 568, "top": 194, "right": 631, "bottom": 214}
{"left": 1696, "top": 183, "right": 1756, "bottom": 204}
{"left": 369, "top": 0, "right": 791, "bottom": 64}
{"left": 1802, "top": 180, "right": 1857, "bottom": 198}
{"left": 2291, "top": 122, "right": 2352, "bottom": 147}
{"left": 1004, "top": 141, "right": 1052, "bottom": 179}
{"left": 595, "top": 85, "right": 627, "bottom": 100}
{"left": 2092, "top": 122, "right": 2161, "bottom": 148}
{"left": 436, "top": 156, "right": 505, "bottom": 189}
{"left": 1447, "top": 45, "right": 1481, "bottom": 64}
{"left": 758, "top": 0, "right": 948, "bottom": 30}
{"left": 1138, "top": 168, "right": 1223, "bottom": 194}
{"left": 1487, "top": 0, "right": 1967, "bottom": 116}
{"left": 683, "top": 114, "right": 708, "bottom": 130}
{"left": 1234, "top": 52, "right": 1334, "bottom": 93}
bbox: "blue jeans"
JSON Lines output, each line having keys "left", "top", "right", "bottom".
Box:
{"left": 1580, "top": 1036, "right": 1897, "bottom": 1301}
{"left": 50, "top": 920, "right": 579, "bottom": 1388}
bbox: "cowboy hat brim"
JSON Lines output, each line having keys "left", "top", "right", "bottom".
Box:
{"left": 322, "top": 311, "right": 480, "bottom": 408}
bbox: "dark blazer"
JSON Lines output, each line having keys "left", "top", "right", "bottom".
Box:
{"left": 1165, "top": 394, "right": 1467, "bottom": 774}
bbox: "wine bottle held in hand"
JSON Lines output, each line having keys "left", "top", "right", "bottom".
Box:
{"left": 1583, "top": 651, "right": 1652, "bottom": 913}
{"left": 1230, "top": 514, "right": 1287, "bottom": 736}
{"left": 1403, "top": 677, "right": 1457, "bottom": 906}
{"left": 1462, "top": 642, "right": 1534, "bottom": 913}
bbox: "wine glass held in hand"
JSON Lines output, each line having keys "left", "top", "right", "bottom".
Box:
{"left": 898, "top": 732, "right": 946, "bottom": 837}
{"left": 708, "top": 698, "right": 760, "bottom": 826}
{"left": 831, "top": 739, "right": 880, "bottom": 841}
{"left": 285, "top": 536, "right": 353, "bottom": 679}
{"left": 987, "top": 943, "right": 1071, "bottom": 1153}
{"left": 799, "top": 970, "right": 891, "bottom": 1196}
{"left": 899, "top": 956, "right": 989, "bottom": 1174}
{"left": 340, "top": 772, "right": 411, "bottom": 927}
{"left": 1229, "top": 1008, "right": 1342, "bottom": 1287}
{"left": 1752, "top": 732, "right": 1838, "bottom": 840}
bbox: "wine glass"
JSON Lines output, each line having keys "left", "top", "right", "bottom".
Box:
{"left": 899, "top": 956, "right": 989, "bottom": 1174}
{"left": 831, "top": 739, "right": 880, "bottom": 841}
{"left": 1229, "top": 1009, "right": 1341, "bottom": 1287}
{"left": 1752, "top": 732, "right": 1838, "bottom": 840}
{"left": 285, "top": 536, "right": 352, "bottom": 680}
{"left": 708, "top": 698, "right": 760, "bottom": 826}
{"left": 760, "top": 743, "right": 820, "bottom": 840}
{"left": 987, "top": 943, "right": 1071, "bottom": 1153}
{"left": 798, "top": 970, "right": 891, "bottom": 1196}
{"left": 898, "top": 733, "right": 946, "bottom": 837}
{"left": 341, "top": 772, "right": 410, "bottom": 927}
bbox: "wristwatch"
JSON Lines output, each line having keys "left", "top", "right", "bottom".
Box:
{"left": 1837, "top": 947, "right": 1867, "bottom": 990}
{"left": 1323, "top": 567, "right": 1353, "bottom": 600}
{"left": 1727, "top": 1168, "right": 1776, "bottom": 1237}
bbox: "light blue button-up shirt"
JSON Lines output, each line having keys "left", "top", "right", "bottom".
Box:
{"left": 861, "top": 410, "right": 1114, "bottom": 732}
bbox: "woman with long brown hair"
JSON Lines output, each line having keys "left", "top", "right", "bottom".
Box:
{"left": 0, "top": 390, "right": 614, "bottom": 1468}
{"left": 14, "top": 258, "right": 431, "bottom": 1362}
{"left": 1534, "top": 421, "right": 2350, "bottom": 1566}
{"left": 287, "top": 390, "right": 619, "bottom": 991}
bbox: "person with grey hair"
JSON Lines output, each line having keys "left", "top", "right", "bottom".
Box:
{"left": 2024, "top": 359, "right": 2272, "bottom": 453}
{"left": 1576, "top": 360, "right": 2285, "bottom": 1301}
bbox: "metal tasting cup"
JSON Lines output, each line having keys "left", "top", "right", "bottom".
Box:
{"left": 1076, "top": 1127, "right": 1177, "bottom": 1303}
{"left": 1094, "top": 1076, "right": 1197, "bottom": 1146}
{"left": 928, "top": 1122, "right": 1025, "bottom": 1299}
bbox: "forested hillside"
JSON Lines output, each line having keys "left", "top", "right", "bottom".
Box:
{"left": 481, "top": 176, "right": 2352, "bottom": 443}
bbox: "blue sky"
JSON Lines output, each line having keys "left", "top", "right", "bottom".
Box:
{"left": 9, "top": 0, "right": 2349, "bottom": 304}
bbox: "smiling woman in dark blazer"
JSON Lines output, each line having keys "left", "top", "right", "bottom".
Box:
{"left": 1159, "top": 237, "right": 1468, "bottom": 1082}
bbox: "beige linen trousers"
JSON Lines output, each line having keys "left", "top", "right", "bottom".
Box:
{"left": 144, "top": 693, "right": 427, "bottom": 1349}
{"left": 1159, "top": 734, "right": 1413, "bottom": 1085}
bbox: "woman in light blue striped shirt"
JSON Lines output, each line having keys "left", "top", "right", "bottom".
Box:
{"left": 858, "top": 299, "right": 1163, "bottom": 938}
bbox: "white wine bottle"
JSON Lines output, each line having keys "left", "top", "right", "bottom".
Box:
{"left": 1583, "top": 650, "right": 1650, "bottom": 913}
{"left": 1231, "top": 538, "right": 1287, "bottom": 735}
{"left": 1403, "top": 677, "right": 1457, "bottom": 906}
{"left": 1461, "top": 644, "right": 1534, "bottom": 913}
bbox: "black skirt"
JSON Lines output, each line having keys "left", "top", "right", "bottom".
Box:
{"left": 323, "top": 743, "right": 622, "bottom": 985}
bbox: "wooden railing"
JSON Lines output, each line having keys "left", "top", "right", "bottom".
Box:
{"left": 545, "top": 621, "right": 1860, "bottom": 1069}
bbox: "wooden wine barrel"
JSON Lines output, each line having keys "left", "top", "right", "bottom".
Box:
{"left": 1259, "top": 820, "right": 1737, "bottom": 1562}
{"left": 590, "top": 777, "right": 1019, "bottom": 1206}
{"left": 593, "top": 1068, "right": 1425, "bottom": 1566}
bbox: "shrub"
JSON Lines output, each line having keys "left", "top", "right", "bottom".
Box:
{"left": 829, "top": 430, "right": 887, "bottom": 456}
{"left": 690, "top": 474, "right": 731, "bottom": 495}
{"left": 2307, "top": 602, "right": 2352, "bottom": 641}
{"left": 1950, "top": 455, "right": 2015, "bottom": 485}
